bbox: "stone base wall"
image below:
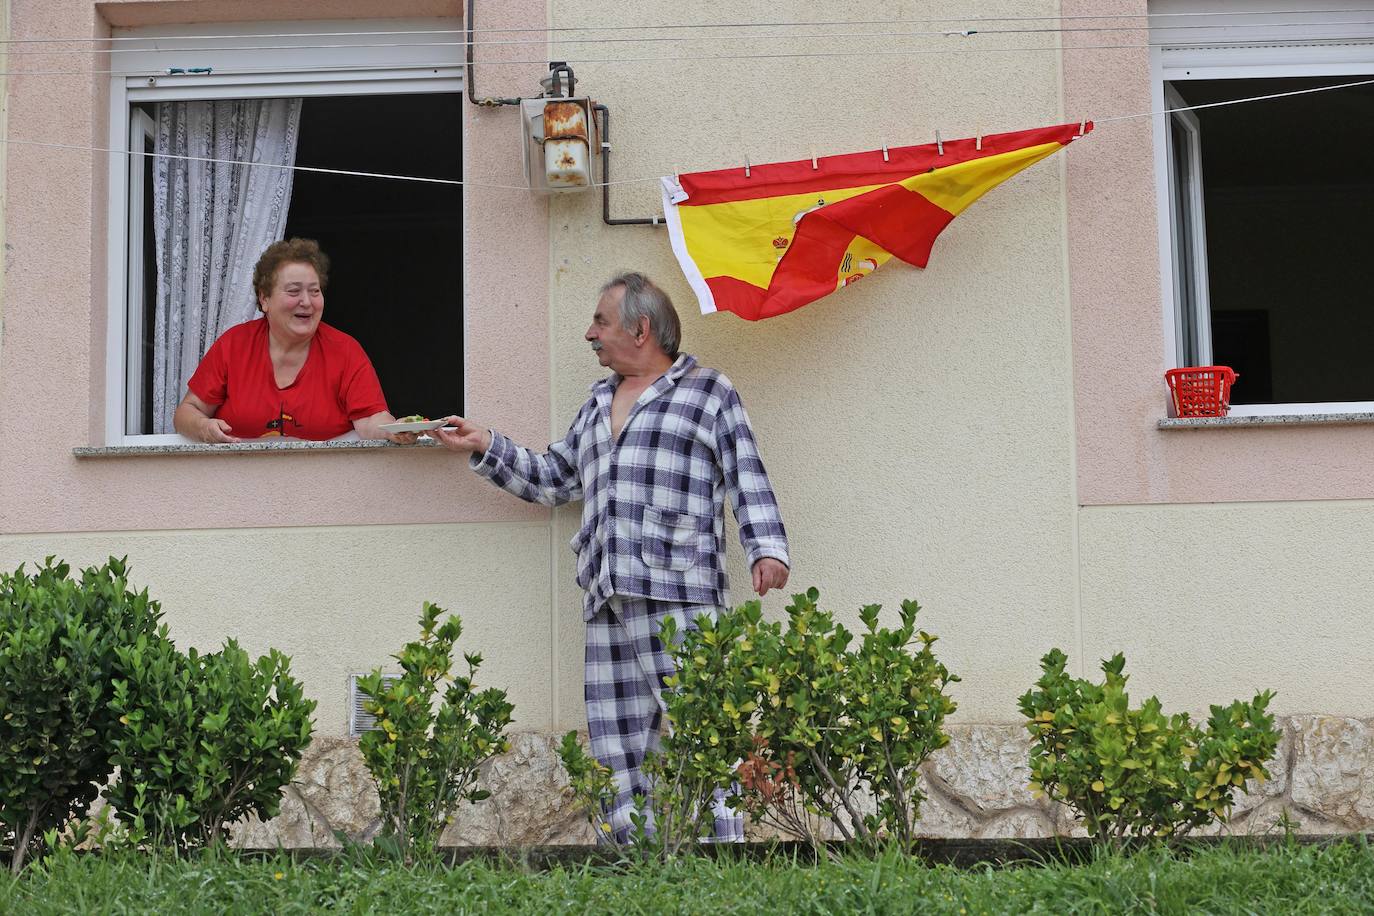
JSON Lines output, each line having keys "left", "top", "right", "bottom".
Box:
{"left": 230, "top": 716, "right": 1374, "bottom": 847}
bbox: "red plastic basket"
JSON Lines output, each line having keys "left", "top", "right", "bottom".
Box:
{"left": 1165, "top": 366, "right": 1239, "bottom": 417}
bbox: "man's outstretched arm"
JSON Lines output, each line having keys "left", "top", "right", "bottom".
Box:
{"left": 433, "top": 405, "right": 588, "bottom": 508}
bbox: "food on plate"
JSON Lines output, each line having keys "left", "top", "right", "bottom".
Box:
{"left": 397, "top": 414, "right": 429, "bottom": 423}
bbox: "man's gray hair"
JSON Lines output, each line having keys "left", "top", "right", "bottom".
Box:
{"left": 601, "top": 272, "right": 681, "bottom": 358}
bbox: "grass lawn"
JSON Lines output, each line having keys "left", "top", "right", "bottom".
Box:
{"left": 3, "top": 839, "right": 1373, "bottom": 914}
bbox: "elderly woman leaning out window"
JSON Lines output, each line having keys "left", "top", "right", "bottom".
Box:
{"left": 172, "top": 238, "right": 408, "bottom": 444}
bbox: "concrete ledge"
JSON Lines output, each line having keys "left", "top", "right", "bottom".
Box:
{"left": 73, "top": 439, "right": 445, "bottom": 458}
{"left": 1159, "top": 412, "right": 1374, "bottom": 429}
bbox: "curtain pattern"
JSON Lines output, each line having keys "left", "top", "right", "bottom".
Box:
{"left": 151, "top": 98, "right": 302, "bottom": 433}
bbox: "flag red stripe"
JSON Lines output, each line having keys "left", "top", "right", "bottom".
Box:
{"left": 678, "top": 123, "right": 1089, "bottom": 206}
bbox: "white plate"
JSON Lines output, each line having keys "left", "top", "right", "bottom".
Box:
{"left": 380, "top": 420, "right": 446, "bottom": 433}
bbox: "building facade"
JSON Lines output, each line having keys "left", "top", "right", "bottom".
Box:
{"left": 1, "top": 0, "right": 1371, "bottom": 843}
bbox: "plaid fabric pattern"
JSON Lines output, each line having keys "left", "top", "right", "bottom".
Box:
{"left": 471, "top": 353, "right": 789, "bottom": 620}
{"left": 585, "top": 596, "right": 744, "bottom": 843}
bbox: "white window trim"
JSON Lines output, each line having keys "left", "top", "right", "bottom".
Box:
{"left": 1163, "top": 84, "right": 1211, "bottom": 369}
{"left": 103, "top": 19, "right": 464, "bottom": 445}
{"left": 1151, "top": 9, "right": 1374, "bottom": 417}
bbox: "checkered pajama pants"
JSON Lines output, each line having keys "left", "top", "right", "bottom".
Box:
{"left": 585, "top": 595, "right": 745, "bottom": 844}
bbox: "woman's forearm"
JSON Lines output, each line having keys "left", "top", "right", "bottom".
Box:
{"left": 172, "top": 401, "right": 209, "bottom": 439}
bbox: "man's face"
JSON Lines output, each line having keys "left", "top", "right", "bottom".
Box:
{"left": 586, "top": 286, "right": 643, "bottom": 371}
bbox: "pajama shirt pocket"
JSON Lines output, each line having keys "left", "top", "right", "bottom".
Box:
{"left": 640, "top": 506, "right": 705, "bottom": 572}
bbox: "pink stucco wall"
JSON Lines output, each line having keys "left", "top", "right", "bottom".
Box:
{"left": 0, "top": 0, "right": 551, "bottom": 535}
{"left": 1063, "top": 0, "right": 1374, "bottom": 505}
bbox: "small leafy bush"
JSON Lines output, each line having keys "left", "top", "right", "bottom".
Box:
{"left": 357, "top": 602, "right": 514, "bottom": 860}
{"left": 734, "top": 591, "right": 958, "bottom": 852}
{"left": 616, "top": 588, "right": 959, "bottom": 856}
{"left": 104, "top": 636, "right": 316, "bottom": 850}
{"left": 1018, "top": 649, "right": 1281, "bottom": 844}
{"left": 0, "top": 557, "right": 163, "bottom": 873}
{"left": 556, "top": 732, "right": 616, "bottom": 845}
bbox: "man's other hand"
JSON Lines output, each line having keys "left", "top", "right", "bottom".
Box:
{"left": 751, "top": 558, "right": 789, "bottom": 596}
{"left": 431, "top": 416, "right": 492, "bottom": 454}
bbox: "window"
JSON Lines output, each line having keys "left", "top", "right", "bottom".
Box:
{"left": 1153, "top": 6, "right": 1374, "bottom": 414}
{"left": 106, "top": 21, "right": 465, "bottom": 442}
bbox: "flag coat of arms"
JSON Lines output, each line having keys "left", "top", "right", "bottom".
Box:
{"left": 661, "top": 122, "right": 1091, "bottom": 321}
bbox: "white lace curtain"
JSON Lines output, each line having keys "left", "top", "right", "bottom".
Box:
{"left": 151, "top": 98, "right": 302, "bottom": 433}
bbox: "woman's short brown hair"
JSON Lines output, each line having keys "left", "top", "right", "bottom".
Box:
{"left": 253, "top": 238, "right": 330, "bottom": 305}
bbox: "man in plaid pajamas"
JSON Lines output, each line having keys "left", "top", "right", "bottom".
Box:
{"left": 433, "top": 272, "right": 790, "bottom": 842}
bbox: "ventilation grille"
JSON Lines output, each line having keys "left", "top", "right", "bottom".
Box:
{"left": 349, "top": 674, "right": 399, "bottom": 737}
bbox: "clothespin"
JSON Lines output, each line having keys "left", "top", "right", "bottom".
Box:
{"left": 881, "top": 142, "right": 890, "bottom": 162}
{"left": 810, "top": 149, "right": 819, "bottom": 170}
{"left": 744, "top": 155, "right": 751, "bottom": 178}
{"left": 975, "top": 131, "right": 982, "bottom": 151}
{"left": 673, "top": 164, "right": 680, "bottom": 183}
{"left": 935, "top": 130, "right": 944, "bottom": 156}
{"left": 1078, "top": 118, "right": 1086, "bottom": 137}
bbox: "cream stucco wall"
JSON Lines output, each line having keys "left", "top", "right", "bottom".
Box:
{"left": 0, "top": 0, "right": 8, "bottom": 365}
{"left": 3, "top": 0, "right": 1372, "bottom": 749}
{"left": 545, "top": 0, "right": 1079, "bottom": 726}
{"left": 1080, "top": 501, "right": 1374, "bottom": 718}
{"left": 0, "top": 524, "right": 557, "bottom": 734}
{"left": 1060, "top": 0, "right": 1374, "bottom": 716}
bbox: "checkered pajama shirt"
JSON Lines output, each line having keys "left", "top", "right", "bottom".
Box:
{"left": 469, "top": 353, "right": 790, "bottom": 618}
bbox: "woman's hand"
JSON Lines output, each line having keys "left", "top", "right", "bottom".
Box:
{"left": 353, "top": 411, "right": 420, "bottom": 444}
{"left": 430, "top": 416, "right": 492, "bottom": 454}
{"left": 199, "top": 418, "right": 240, "bottom": 443}
{"left": 173, "top": 392, "right": 241, "bottom": 443}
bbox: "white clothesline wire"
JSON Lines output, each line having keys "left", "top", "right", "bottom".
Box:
{"left": 3, "top": 7, "right": 1374, "bottom": 43}
{"left": 3, "top": 34, "right": 1374, "bottom": 77}
{"left": 3, "top": 18, "right": 1373, "bottom": 55}
{"left": 1094, "top": 75, "right": 1374, "bottom": 122}
{"left": 1, "top": 75, "right": 1371, "bottom": 191}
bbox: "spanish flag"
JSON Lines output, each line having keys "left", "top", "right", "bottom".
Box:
{"left": 661, "top": 122, "right": 1091, "bottom": 321}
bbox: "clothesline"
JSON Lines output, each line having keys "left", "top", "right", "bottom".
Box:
{"left": 0, "top": 7, "right": 1370, "bottom": 43}
{"left": 0, "top": 75, "right": 1371, "bottom": 192}
{"left": 3, "top": 17, "right": 1372, "bottom": 55}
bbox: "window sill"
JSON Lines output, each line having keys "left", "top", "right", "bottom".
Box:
{"left": 73, "top": 438, "right": 446, "bottom": 458}
{"left": 1159, "top": 412, "right": 1374, "bottom": 430}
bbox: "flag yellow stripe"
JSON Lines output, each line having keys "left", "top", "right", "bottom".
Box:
{"left": 899, "top": 142, "right": 1065, "bottom": 216}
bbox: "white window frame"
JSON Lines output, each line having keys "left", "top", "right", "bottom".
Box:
{"left": 1151, "top": 5, "right": 1374, "bottom": 416}
{"left": 104, "top": 19, "right": 465, "bottom": 445}
{"left": 1163, "top": 84, "right": 1211, "bottom": 370}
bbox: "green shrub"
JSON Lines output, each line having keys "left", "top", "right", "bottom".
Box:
{"left": 0, "top": 557, "right": 163, "bottom": 873}
{"left": 105, "top": 635, "right": 316, "bottom": 850}
{"left": 556, "top": 732, "right": 616, "bottom": 845}
{"left": 637, "top": 588, "right": 958, "bottom": 855}
{"left": 1018, "top": 649, "right": 1281, "bottom": 844}
{"left": 357, "top": 602, "right": 513, "bottom": 861}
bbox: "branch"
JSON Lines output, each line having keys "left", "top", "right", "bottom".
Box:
{"left": 806, "top": 746, "right": 866, "bottom": 841}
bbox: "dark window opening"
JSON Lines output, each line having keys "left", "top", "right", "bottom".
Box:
{"left": 1174, "top": 77, "right": 1374, "bottom": 405}
{"left": 283, "top": 93, "right": 463, "bottom": 421}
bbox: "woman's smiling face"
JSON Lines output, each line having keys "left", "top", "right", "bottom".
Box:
{"left": 259, "top": 261, "right": 324, "bottom": 343}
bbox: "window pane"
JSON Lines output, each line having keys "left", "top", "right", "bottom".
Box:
{"left": 1169, "top": 111, "right": 1201, "bottom": 367}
